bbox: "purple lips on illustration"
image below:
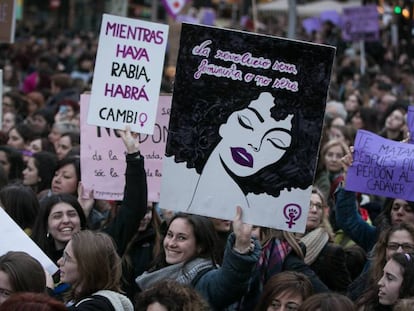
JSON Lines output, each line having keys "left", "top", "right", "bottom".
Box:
{"left": 231, "top": 147, "right": 254, "bottom": 168}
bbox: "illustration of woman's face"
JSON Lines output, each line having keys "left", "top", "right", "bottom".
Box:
{"left": 218, "top": 92, "right": 293, "bottom": 177}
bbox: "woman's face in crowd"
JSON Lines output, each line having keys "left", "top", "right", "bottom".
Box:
{"left": 56, "top": 136, "right": 72, "bottom": 160}
{"left": 51, "top": 164, "right": 78, "bottom": 194}
{"left": 164, "top": 218, "right": 198, "bottom": 265}
{"left": 386, "top": 229, "right": 414, "bottom": 261}
{"left": 22, "top": 157, "right": 39, "bottom": 186}
{"left": 385, "top": 109, "right": 405, "bottom": 132}
{"left": 7, "top": 128, "right": 25, "bottom": 150}
{"left": 0, "top": 151, "right": 11, "bottom": 176}
{"left": 138, "top": 205, "right": 153, "bottom": 232}
{"left": 2, "top": 112, "right": 15, "bottom": 134}
{"left": 28, "top": 138, "right": 42, "bottom": 154}
{"left": 48, "top": 202, "right": 81, "bottom": 250}
{"left": 324, "top": 144, "right": 344, "bottom": 173}
{"left": 0, "top": 270, "right": 13, "bottom": 305}
{"left": 48, "top": 125, "right": 62, "bottom": 148}
{"left": 266, "top": 289, "right": 303, "bottom": 311}
{"left": 329, "top": 126, "right": 345, "bottom": 142}
{"left": 218, "top": 92, "right": 293, "bottom": 177}
{"left": 345, "top": 94, "right": 359, "bottom": 113}
{"left": 209, "top": 218, "right": 232, "bottom": 233}
{"left": 306, "top": 193, "right": 324, "bottom": 231}
{"left": 390, "top": 199, "right": 414, "bottom": 225}
{"left": 378, "top": 258, "right": 403, "bottom": 306}
{"left": 2, "top": 96, "right": 14, "bottom": 114}
{"left": 57, "top": 240, "right": 79, "bottom": 285}
{"left": 351, "top": 112, "right": 363, "bottom": 129}
{"left": 31, "top": 115, "right": 48, "bottom": 133}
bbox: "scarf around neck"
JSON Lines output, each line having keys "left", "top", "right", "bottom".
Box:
{"left": 135, "top": 257, "right": 214, "bottom": 290}
{"left": 300, "top": 227, "right": 329, "bottom": 265}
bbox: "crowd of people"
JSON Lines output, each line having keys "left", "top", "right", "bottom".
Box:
{"left": 1, "top": 5, "right": 414, "bottom": 311}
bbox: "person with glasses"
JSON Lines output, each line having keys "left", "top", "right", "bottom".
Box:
{"left": 335, "top": 148, "right": 414, "bottom": 254}
{"left": 58, "top": 230, "right": 134, "bottom": 311}
{"left": 356, "top": 252, "right": 414, "bottom": 310}
{"left": 0, "top": 251, "right": 47, "bottom": 306}
{"left": 296, "top": 187, "right": 351, "bottom": 292}
{"left": 349, "top": 223, "right": 414, "bottom": 301}
{"left": 314, "top": 139, "right": 350, "bottom": 205}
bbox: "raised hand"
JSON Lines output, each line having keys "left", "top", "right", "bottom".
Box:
{"left": 118, "top": 125, "right": 140, "bottom": 154}
{"left": 341, "top": 146, "right": 354, "bottom": 187}
{"left": 232, "top": 206, "right": 254, "bottom": 254}
{"left": 77, "top": 181, "right": 94, "bottom": 217}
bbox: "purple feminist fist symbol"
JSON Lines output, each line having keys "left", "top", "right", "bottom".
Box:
{"left": 283, "top": 203, "right": 302, "bottom": 229}
{"left": 139, "top": 113, "right": 148, "bottom": 127}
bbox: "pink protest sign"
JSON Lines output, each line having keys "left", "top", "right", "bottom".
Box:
{"left": 346, "top": 130, "right": 414, "bottom": 201}
{"left": 80, "top": 94, "right": 171, "bottom": 202}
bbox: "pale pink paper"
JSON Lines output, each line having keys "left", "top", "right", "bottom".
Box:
{"left": 80, "top": 94, "right": 171, "bottom": 202}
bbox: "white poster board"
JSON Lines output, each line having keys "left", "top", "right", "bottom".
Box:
{"left": 0, "top": 208, "right": 58, "bottom": 275}
{"left": 160, "top": 24, "right": 335, "bottom": 233}
{"left": 88, "top": 14, "right": 169, "bottom": 134}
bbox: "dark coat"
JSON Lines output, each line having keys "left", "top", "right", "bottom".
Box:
{"left": 310, "top": 242, "right": 352, "bottom": 293}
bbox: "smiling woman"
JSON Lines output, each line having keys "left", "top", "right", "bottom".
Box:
{"left": 31, "top": 193, "right": 87, "bottom": 264}
{"left": 135, "top": 208, "right": 261, "bottom": 310}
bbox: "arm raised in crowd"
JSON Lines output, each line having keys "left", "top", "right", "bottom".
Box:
{"left": 335, "top": 147, "right": 377, "bottom": 252}
{"left": 104, "top": 126, "right": 148, "bottom": 255}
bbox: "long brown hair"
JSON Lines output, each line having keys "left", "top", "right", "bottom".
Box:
{"left": 68, "top": 230, "right": 122, "bottom": 301}
{"left": 369, "top": 223, "right": 414, "bottom": 286}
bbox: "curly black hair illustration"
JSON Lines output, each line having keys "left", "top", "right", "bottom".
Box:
{"left": 165, "top": 24, "right": 334, "bottom": 198}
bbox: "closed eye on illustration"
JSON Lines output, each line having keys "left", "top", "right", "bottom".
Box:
{"left": 238, "top": 115, "right": 253, "bottom": 130}
{"left": 265, "top": 128, "right": 292, "bottom": 150}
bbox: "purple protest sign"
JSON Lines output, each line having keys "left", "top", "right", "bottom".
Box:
{"left": 342, "top": 5, "right": 379, "bottom": 42}
{"left": 81, "top": 93, "right": 171, "bottom": 202}
{"left": 345, "top": 130, "right": 414, "bottom": 201}
{"left": 302, "top": 17, "right": 321, "bottom": 35}
{"left": 320, "top": 10, "right": 340, "bottom": 26}
{"left": 408, "top": 106, "right": 414, "bottom": 144}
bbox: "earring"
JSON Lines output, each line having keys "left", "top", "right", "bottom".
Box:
{"left": 47, "top": 232, "right": 50, "bottom": 238}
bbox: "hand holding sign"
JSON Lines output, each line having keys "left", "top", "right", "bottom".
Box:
{"left": 118, "top": 125, "right": 140, "bottom": 154}
{"left": 341, "top": 146, "right": 354, "bottom": 188}
{"left": 345, "top": 130, "right": 414, "bottom": 201}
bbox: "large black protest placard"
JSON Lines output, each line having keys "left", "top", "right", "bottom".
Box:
{"left": 160, "top": 24, "right": 335, "bottom": 232}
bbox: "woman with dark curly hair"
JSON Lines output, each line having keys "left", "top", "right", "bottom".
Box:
{"left": 163, "top": 90, "right": 322, "bottom": 227}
